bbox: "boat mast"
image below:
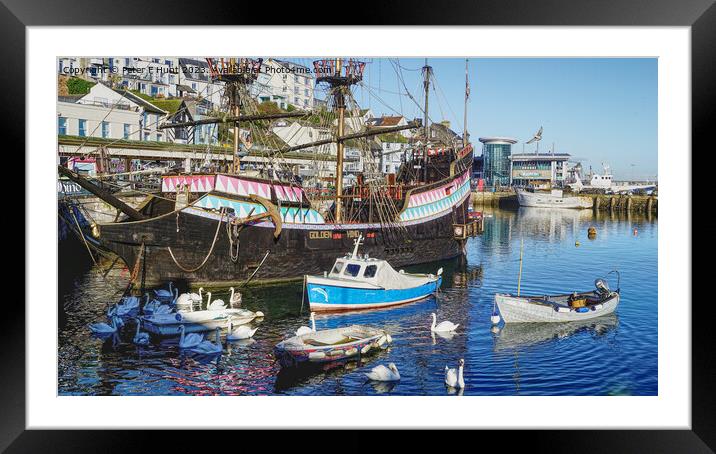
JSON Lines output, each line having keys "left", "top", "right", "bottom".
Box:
{"left": 422, "top": 59, "right": 432, "bottom": 182}
{"left": 463, "top": 58, "right": 469, "bottom": 149}
{"left": 313, "top": 58, "right": 366, "bottom": 224}
{"left": 335, "top": 58, "right": 346, "bottom": 223}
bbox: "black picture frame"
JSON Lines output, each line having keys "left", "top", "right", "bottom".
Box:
{"left": 7, "top": 0, "right": 709, "bottom": 449}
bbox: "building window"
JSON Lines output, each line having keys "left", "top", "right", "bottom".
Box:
{"left": 58, "top": 117, "right": 67, "bottom": 135}
{"left": 144, "top": 132, "right": 150, "bottom": 141}
{"left": 123, "top": 124, "right": 130, "bottom": 139}
{"left": 101, "top": 121, "right": 110, "bottom": 138}
{"left": 78, "top": 119, "right": 87, "bottom": 137}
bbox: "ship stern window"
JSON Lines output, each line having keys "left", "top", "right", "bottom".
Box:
{"left": 343, "top": 263, "right": 362, "bottom": 277}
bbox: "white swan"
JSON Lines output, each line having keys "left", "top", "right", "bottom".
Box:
{"left": 431, "top": 313, "right": 459, "bottom": 333}
{"left": 176, "top": 292, "right": 194, "bottom": 312}
{"left": 178, "top": 325, "right": 203, "bottom": 349}
{"left": 227, "top": 320, "right": 258, "bottom": 340}
{"left": 205, "top": 292, "right": 227, "bottom": 311}
{"left": 365, "top": 363, "right": 400, "bottom": 382}
{"left": 133, "top": 319, "right": 150, "bottom": 345}
{"left": 189, "top": 327, "right": 223, "bottom": 354}
{"left": 295, "top": 312, "right": 316, "bottom": 336}
{"left": 117, "top": 295, "right": 140, "bottom": 314}
{"left": 444, "top": 358, "right": 465, "bottom": 389}
{"left": 89, "top": 316, "right": 120, "bottom": 334}
{"left": 229, "top": 287, "right": 242, "bottom": 306}
{"left": 154, "top": 281, "right": 174, "bottom": 298}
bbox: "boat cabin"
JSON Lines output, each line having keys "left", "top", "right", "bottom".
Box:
{"left": 328, "top": 255, "right": 388, "bottom": 283}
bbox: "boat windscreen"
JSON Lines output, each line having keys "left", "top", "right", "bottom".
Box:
{"left": 343, "top": 263, "right": 361, "bottom": 277}
{"left": 330, "top": 261, "right": 345, "bottom": 275}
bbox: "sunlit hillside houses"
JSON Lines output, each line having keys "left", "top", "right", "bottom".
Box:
{"left": 367, "top": 115, "right": 412, "bottom": 138}
{"left": 57, "top": 82, "right": 168, "bottom": 142}
{"left": 252, "top": 59, "right": 315, "bottom": 110}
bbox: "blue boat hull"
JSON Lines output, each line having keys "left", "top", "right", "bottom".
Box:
{"left": 307, "top": 277, "right": 442, "bottom": 311}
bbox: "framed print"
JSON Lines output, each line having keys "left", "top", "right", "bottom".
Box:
{"left": 6, "top": 0, "right": 711, "bottom": 449}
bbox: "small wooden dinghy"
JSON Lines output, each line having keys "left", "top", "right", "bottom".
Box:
{"left": 141, "top": 308, "right": 261, "bottom": 336}
{"left": 274, "top": 325, "right": 390, "bottom": 367}
{"left": 495, "top": 275, "right": 620, "bottom": 323}
{"left": 306, "top": 235, "right": 442, "bottom": 312}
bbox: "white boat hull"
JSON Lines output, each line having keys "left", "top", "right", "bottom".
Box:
{"left": 495, "top": 292, "right": 619, "bottom": 323}
{"left": 516, "top": 189, "right": 593, "bottom": 209}
{"left": 141, "top": 309, "right": 258, "bottom": 336}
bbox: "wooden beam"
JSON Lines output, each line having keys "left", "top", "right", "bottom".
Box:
{"left": 57, "top": 165, "right": 148, "bottom": 221}
{"left": 157, "top": 111, "right": 311, "bottom": 130}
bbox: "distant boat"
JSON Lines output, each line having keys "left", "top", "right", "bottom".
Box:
{"left": 516, "top": 188, "right": 593, "bottom": 209}
{"left": 274, "top": 324, "right": 389, "bottom": 367}
{"left": 495, "top": 275, "right": 620, "bottom": 323}
{"left": 568, "top": 163, "right": 657, "bottom": 194}
{"left": 305, "top": 235, "right": 442, "bottom": 311}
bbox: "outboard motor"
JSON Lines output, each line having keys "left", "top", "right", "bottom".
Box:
{"left": 595, "top": 278, "right": 610, "bottom": 296}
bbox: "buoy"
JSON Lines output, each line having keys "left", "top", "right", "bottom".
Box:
{"left": 345, "top": 347, "right": 358, "bottom": 356}
{"left": 308, "top": 351, "right": 326, "bottom": 361}
{"left": 633, "top": 228, "right": 638, "bottom": 235}
{"left": 255, "top": 311, "right": 265, "bottom": 317}
{"left": 491, "top": 314, "right": 501, "bottom": 325}
{"left": 575, "top": 241, "right": 581, "bottom": 246}
{"left": 361, "top": 344, "right": 371, "bottom": 354}
{"left": 588, "top": 226, "right": 597, "bottom": 236}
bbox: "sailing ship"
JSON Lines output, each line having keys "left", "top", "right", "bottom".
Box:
{"left": 61, "top": 58, "right": 476, "bottom": 286}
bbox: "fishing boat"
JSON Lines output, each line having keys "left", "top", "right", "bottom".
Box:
{"left": 305, "top": 235, "right": 442, "bottom": 311}
{"left": 274, "top": 324, "right": 390, "bottom": 367}
{"left": 141, "top": 307, "right": 262, "bottom": 336}
{"left": 59, "top": 58, "right": 476, "bottom": 287}
{"left": 495, "top": 274, "right": 620, "bottom": 323}
{"left": 516, "top": 188, "right": 593, "bottom": 209}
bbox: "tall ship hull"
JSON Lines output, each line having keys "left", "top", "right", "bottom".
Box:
{"left": 96, "top": 162, "right": 474, "bottom": 286}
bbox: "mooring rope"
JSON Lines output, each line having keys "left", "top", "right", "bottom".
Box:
{"left": 167, "top": 210, "right": 225, "bottom": 273}
{"left": 240, "top": 250, "right": 270, "bottom": 288}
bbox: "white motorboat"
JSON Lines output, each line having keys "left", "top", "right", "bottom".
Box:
{"left": 495, "top": 275, "right": 620, "bottom": 323}
{"left": 516, "top": 188, "right": 593, "bottom": 209}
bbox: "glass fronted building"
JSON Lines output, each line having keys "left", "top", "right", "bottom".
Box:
{"left": 479, "top": 137, "right": 518, "bottom": 188}
{"left": 509, "top": 153, "right": 571, "bottom": 188}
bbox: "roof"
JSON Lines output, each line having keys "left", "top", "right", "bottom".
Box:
{"left": 368, "top": 115, "right": 405, "bottom": 127}
{"left": 176, "top": 84, "right": 196, "bottom": 93}
{"left": 478, "top": 136, "right": 518, "bottom": 144}
{"left": 112, "top": 89, "right": 167, "bottom": 114}
{"left": 510, "top": 153, "right": 571, "bottom": 160}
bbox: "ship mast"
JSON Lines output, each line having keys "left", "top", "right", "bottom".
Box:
{"left": 313, "top": 58, "right": 366, "bottom": 223}
{"left": 206, "top": 57, "right": 263, "bottom": 174}
{"left": 463, "top": 58, "right": 469, "bottom": 149}
{"left": 422, "top": 59, "right": 432, "bottom": 182}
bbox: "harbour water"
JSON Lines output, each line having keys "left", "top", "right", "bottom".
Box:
{"left": 58, "top": 207, "right": 657, "bottom": 396}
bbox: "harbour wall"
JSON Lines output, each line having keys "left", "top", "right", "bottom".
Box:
{"left": 471, "top": 191, "right": 658, "bottom": 214}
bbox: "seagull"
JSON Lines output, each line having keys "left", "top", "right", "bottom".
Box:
{"left": 526, "top": 126, "right": 543, "bottom": 144}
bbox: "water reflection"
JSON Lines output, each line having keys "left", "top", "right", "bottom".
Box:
{"left": 493, "top": 314, "right": 619, "bottom": 352}
{"left": 59, "top": 206, "right": 657, "bottom": 396}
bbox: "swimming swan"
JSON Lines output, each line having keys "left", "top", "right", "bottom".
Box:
{"left": 189, "top": 327, "right": 223, "bottom": 354}
{"left": 444, "top": 358, "right": 465, "bottom": 389}
{"left": 178, "top": 325, "right": 203, "bottom": 349}
{"left": 365, "top": 363, "right": 401, "bottom": 382}
{"left": 206, "top": 292, "right": 227, "bottom": 311}
{"left": 431, "top": 313, "right": 459, "bottom": 333}
{"left": 133, "top": 319, "right": 150, "bottom": 345}
{"left": 295, "top": 312, "right": 316, "bottom": 336}
{"left": 89, "top": 316, "right": 121, "bottom": 334}
{"left": 154, "top": 281, "right": 174, "bottom": 298}
{"left": 227, "top": 320, "right": 258, "bottom": 340}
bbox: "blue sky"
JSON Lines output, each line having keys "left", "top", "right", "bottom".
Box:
{"left": 302, "top": 58, "right": 657, "bottom": 180}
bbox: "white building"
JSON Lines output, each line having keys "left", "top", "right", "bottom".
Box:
{"left": 272, "top": 121, "right": 335, "bottom": 155}
{"left": 380, "top": 142, "right": 406, "bottom": 174}
{"left": 57, "top": 83, "right": 168, "bottom": 142}
{"left": 253, "top": 59, "right": 315, "bottom": 110}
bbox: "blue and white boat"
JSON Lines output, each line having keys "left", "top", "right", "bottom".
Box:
{"left": 305, "top": 235, "right": 442, "bottom": 312}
